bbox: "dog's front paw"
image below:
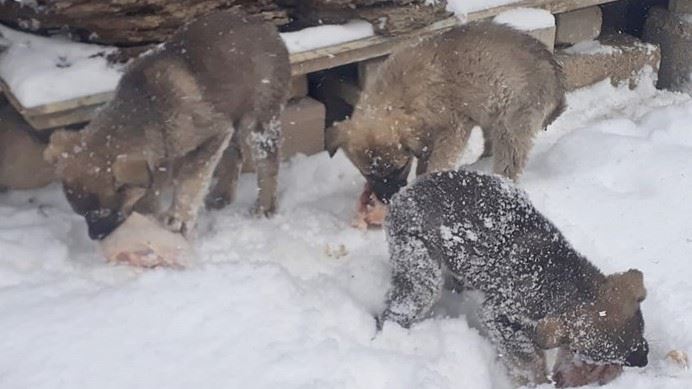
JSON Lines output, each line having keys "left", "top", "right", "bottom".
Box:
{"left": 375, "top": 315, "right": 384, "bottom": 332}
{"left": 251, "top": 202, "right": 276, "bottom": 218}
{"left": 205, "top": 191, "right": 231, "bottom": 210}
{"left": 159, "top": 212, "right": 192, "bottom": 236}
{"left": 205, "top": 196, "right": 229, "bottom": 211}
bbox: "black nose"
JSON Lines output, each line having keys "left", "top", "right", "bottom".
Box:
{"left": 86, "top": 211, "right": 125, "bottom": 240}
{"left": 625, "top": 341, "right": 649, "bottom": 367}
{"left": 370, "top": 179, "right": 404, "bottom": 203}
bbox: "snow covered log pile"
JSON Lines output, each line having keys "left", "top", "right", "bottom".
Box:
{"left": 0, "top": 0, "right": 447, "bottom": 46}
{"left": 0, "top": 0, "right": 288, "bottom": 45}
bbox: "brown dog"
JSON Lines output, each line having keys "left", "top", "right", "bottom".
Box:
{"left": 45, "top": 9, "right": 290, "bottom": 240}
{"left": 326, "top": 21, "right": 566, "bottom": 203}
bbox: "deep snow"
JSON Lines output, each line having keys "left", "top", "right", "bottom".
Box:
{"left": 1, "top": 72, "right": 692, "bottom": 388}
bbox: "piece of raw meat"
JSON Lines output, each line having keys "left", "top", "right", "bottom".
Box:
{"left": 552, "top": 348, "right": 623, "bottom": 388}
{"left": 100, "top": 212, "right": 193, "bottom": 268}
{"left": 352, "top": 183, "right": 388, "bottom": 229}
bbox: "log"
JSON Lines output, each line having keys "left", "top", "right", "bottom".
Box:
{"left": 277, "top": 0, "right": 433, "bottom": 31}
{"left": 356, "top": 2, "right": 450, "bottom": 36}
{"left": 0, "top": 0, "right": 289, "bottom": 46}
{"left": 0, "top": 0, "right": 439, "bottom": 47}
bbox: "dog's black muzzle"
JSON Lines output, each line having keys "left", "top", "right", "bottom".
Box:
{"left": 624, "top": 340, "right": 649, "bottom": 367}
{"left": 85, "top": 209, "right": 126, "bottom": 240}
{"left": 368, "top": 176, "right": 408, "bottom": 204}
{"left": 367, "top": 161, "right": 412, "bottom": 203}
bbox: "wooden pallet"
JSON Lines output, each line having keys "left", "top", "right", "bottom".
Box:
{"left": 1, "top": 0, "right": 618, "bottom": 131}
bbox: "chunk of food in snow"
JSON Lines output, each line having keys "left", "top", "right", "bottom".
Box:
{"left": 552, "top": 348, "right": 623, "bottom": 388}
{"left": 352, "top": 183, "right": 388, "bottom": 229}
{"left": 100, "top": 212, "right": 193, "bottom": 268}
{"left": 666, "top": 350, "right": 689, "bottom": 370}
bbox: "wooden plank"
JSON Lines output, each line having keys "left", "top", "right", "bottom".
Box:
{"left": 22, "top": 104, "right": 97, "bottom": 129}
{"left": 467, "top": 0, "right": 619, "bottom": 21}
{"left": 22, "top": 91, "right": 114, "bottom": 116}
{"left": 0, "top": 77, "right": 110, "bottom": 120}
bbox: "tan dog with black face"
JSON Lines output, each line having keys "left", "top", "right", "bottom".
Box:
{"left": 327, "top": 21, "right": 566, "bottom": 203}
{"left": 44, "top": 9, "right": 290, "bottom": 240}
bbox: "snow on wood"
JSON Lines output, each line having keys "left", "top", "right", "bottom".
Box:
{"left": 493, "top": 7, "right": 555, "bottom": 30}
{"left": 0, "top": 20, "right": 373, "bottom": 111}
{"left": 281, "top": 20, "right": 374, "bottom": 54}
{"left": 563, "top": 40, "right": 620, "bottom": 55}
{"left": 0, "top": 24, "right": 121, "bottom": 109}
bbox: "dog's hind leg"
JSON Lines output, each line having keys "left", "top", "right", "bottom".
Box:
{"left": 249, "top": 115, "right": 282, "bottom": 216}
{"left": 425, "top": 117, "right": 475, "bottom": 173}
{"left": 379, "top": 232, "right": 444, "bottom": 329}
{"left": 491, "top": 129, "right": 533, "bottom": 181}
{"left": 481, "top": 126, "right": 493, "bottom": 158}
{"left": 162, "top": 131, "right": 233, "bottom": 236}
{"left": 206, "top": 132, "right": 244, "bottom": 210}
{"left": 491, "top": 112, "right": 543, "bottom": 180}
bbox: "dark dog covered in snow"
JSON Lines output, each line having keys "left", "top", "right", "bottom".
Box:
{"left": 45, "top": 9, "right": 290, "bottom": 240}
{"left": 379, "top": 170, "right": 648, "bottom": 385}
{"left": 326, "top": 21, "right": 566, "bottom": 204}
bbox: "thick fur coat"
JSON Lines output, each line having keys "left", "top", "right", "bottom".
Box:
{"left": 45, "top": 9, "right": 290, "bottom": 239}
{"left": 327, "top": 22, "right": 566, "bottom": 201}
{"left": 380, "top": 170, "right": 648, "bottom": 384}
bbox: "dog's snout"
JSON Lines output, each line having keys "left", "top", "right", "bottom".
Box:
{"left": 370, "top": 177, "right": 407, "bottom": 203}
{"left": 625, "top": 341, "right": 649, "bottom": 367}
{"left": 86, "top": 210, "right": 124, "bottom": 240}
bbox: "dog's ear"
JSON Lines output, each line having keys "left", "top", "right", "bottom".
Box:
{"left": 325, "top": 121, "right": 348, "bottom": 158}
{"left": 535, "top": 315, "right": 569, "bottom": 349}
{"left": 401, "top": 133, "right": 424, "bottom": 158}
{"left": 600, "top": 269, "right": 646, "bottom": 318}
{"left": 44, "top": 129, "right": 81, "bottom": 165}
{"left": 621, "top": 269, "right": 646, "bottom": 303}
{"left": 121, "top": 187, "right": 147, "bottom": 214}
{"left": 397, "top": 115, "right": 424, "bottom": 157}
{"left": 112, "top": 154, "right": 152, "bottom": 188}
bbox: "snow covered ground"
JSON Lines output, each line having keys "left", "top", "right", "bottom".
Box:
{"left": 1, "top": 72, "right": 692, "bottom": 388}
